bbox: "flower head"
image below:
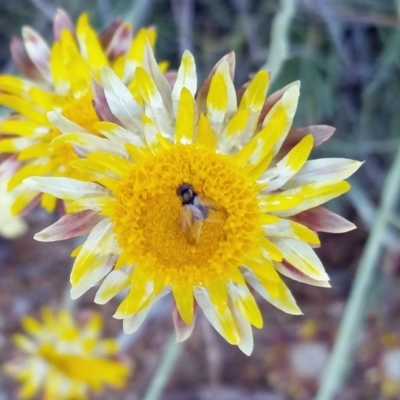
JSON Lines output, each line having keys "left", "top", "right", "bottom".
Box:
{"left": 0, "top": 10, "right": 158, "bottom": 214}
{"left": 4, "top": 307, "right": 130, "bottom": 399}
{"left": 26, "top": 45, "right": 362, "bottom": 354}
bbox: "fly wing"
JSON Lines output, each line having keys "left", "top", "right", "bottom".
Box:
{"left": 180, "top": 205, "right": 203, "bottom": 245}
{"left": 196, "top": 195, "right": 228, "bottom": 222}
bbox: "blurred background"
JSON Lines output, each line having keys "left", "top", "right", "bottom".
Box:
{"left": 0, "top": 0, "right": 400, "bottom": 399}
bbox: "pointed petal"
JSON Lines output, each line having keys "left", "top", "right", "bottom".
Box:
{"left": 123, "top": 304, "right": 152, "bottom": 334}
{"left": 218, "top": 109, "right": 250, "bottom": 153}
{"left": 0, "top": 75, "right": 35, "bottom": 96}
{"left": 99, "top": 18, "right": 123, "bottom": 50}
{"left": 172, "top": 284, "right": 194, "bottom": 325}
{"left": 142, "top": 41, "right": 173, "bottom": 115}
{"left": 76, "top": 13, "right": 108, "bottom": 69}
{"left": 70, "top": 253, "right": 116, "bottom": 300}
{"left": 136, "top": 67, "right": 172, "bottom": 138}
{"left": 10, "top": 36, "right": 41, "bottom": 80}
{"left": 105, "top": 22, "right": 133, "bottom": 60}
{"left": 229, "top": 297, "right": 254, "bottom": 356}
{"left": 95, "top": 266, "right": 131, "bottom": 304}
{"left": 92, "top": 79, "right": 123, "bottom": 124}
{"left": 194, "top": 286, "right": 240, "bottom": 345}
{"left": 51, "top": 131, "right": 127, "bottom": 158}
{"left": 291, "top": 206, "right": 356, "bottom": 233}
{"left": 263, "top": 219, "right": 320, "bottom": 245}
{"left": 258, "top": 192, "right": 304, "bottom": 213}
{"left": 239, "top": 70, "right": 270, "bottom": 114}
{"left": 100, "top": 67, "right": 143, "bottom": 134}
{"left": 273, "top": 181, "right": 351, "bottom": 217}
{"left": 271, "top": 237, "right": 329, "bottom": 281}
{"left": 274, "top": 261, "right": 330, "bottom": 287}
{"left": 95, "top": 121, "right": 144, "bottom": 147}
{"left": 206, "top": 73, "right": 228, "bottom": 135}
{"left": 259, "top": 83, "right": 299, "bottom": 157}
{"left": 47, "top": 110, "right": 91, "bottom": 134}
{"left": 173, "top": 303, "right": 197, "bottom": 342}
{"left": 277, "top": 125, "right": 336, "bottom": 160}
{"left": 0, "top": 94, "right": 49, "bottom": 125}
{"left": 172, "top": 50, "right": 197, "bottom": 115}
{"left": 197, "top": 52, "right": 235, "bottom": 114}
{"left": 53, "top": 9, "right": 75, "bottom": 39}
{"left": 22, "top": 27, "right": 51, "bottom": 82}
{"left": 175, "top": 87, "right": 195, "bottom": 144}
{"left": 259, "top": 134, "right": 314, "bottom": 192}
{"left": 256, "top": 81, "right": 299, "bottom": 129}
{"left": 24, "top": 176, "right": 108, "bottom": 200}
{"left": 34, "top": 210, "right": 102, "bottom": 242}
{"left": 227, "top": 282, "right": 263, "bottom": 329}
{"left": 283, "top": 158, "right": 363, "bottom": 189}
{"left": 242, "top": 267, "right": 302, "bottom": 315}
{"left": 70, "top": 219, "right": 116, "bottom": 298}
{"left": 215, "top": 60, "right": 237, "bottom": 118}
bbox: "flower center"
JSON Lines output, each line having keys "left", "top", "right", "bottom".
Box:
{"left": 61, "top": 92, "right": 99, "bottom": 133}
{"left": 109, "top": 145, "right": 262, "bottom": 286}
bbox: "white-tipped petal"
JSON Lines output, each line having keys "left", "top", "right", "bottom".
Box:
{"left": 271, "top": 238, "right": 329, "bottom": 281}
{"left": 274, "top": 262, "right": 331, "bottom": 287}
{"left": 193, "top": 287, "right": 240, "bottom": 345}
{"left": 274, "top": 181, "right": 351, "bottom": 218}
{"left": 283, "top": 159, "right": 363, "bottom": 189}
{"left": 70, "top": 219, "right": 116, "bottom": 298}
{"left": 215, "top": 60, "right": 237, "bottom": 118}
{"left": 173, "top": 304, "right": 196, "bottom": 342}
{"left": 172, "top": 50, "right": 197, "bottom": 116}
{"left": 70, "top": 255, "right": 115, "bottom": 300}
{"left": 227, "top": 283, "right": 256, "bottom": 355}
{"left": 261, "top": 83, "right": 300, "bottom": 157}
{"left": 95, "top": 267, "right": 131, "bottom": 305}
{"left": 143, "top": 42, "right": 173, "bottom": 115}
{"left": 101, "top": 67, "right": 143, "bottom": 133}
{"left": 122, "top": 305, "right": 152, "bottom": 334}
{"left": 24, "top": 177, "right": 108, "bottom": 200}
{"left": 47, "top": 111, "right": 91, "bottom": 134}
{"left": 51, "top": 131, "right": 127, "bottom": 158}
{"left": 229, "top": 300, "right": 254, "bottom": 356}
{"left": 95, "top": 121, "right": 145, "bottom": 147}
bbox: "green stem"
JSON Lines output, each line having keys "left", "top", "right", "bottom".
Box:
{"left": 315, "top": 142, "right": 400, "bottom": 400}
{"left": 262, "top": 0, "right": 296, "bottom": 84}
{"left": 143, "top": 332, "right": 184, "bottom": 400}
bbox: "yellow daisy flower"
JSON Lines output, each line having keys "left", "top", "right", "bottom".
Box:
{"left": 25, "top": 45, "right": 362, "bottom": 354}
{"left": 4, "top": 307, "right": 130, "bottom": 399}
{"left": 0, "top": 9, "right": 157, "bottom": 214}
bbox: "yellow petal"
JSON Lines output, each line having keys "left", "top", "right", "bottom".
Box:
{"left": 175, "top": 87, "right": 195, "bottom": 144}
{"left": 172, "top": 284, "right": 194, "bottom": 325}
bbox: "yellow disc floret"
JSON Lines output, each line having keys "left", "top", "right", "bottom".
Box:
{"left": 109, "top": 144, "right": 263, "bottom": 286}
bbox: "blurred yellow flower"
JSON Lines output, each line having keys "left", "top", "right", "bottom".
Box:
{"left": 0, "top": 9, "right": 158, "bottom": 214}
{"left": 4, "top": 307, "right": 130, "bottom": 399}
{"left": 26, "top": 45, "right": 362, "bottom": 355}
{"left": 0, "top": 158, "right": 27, "bottom": 238}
